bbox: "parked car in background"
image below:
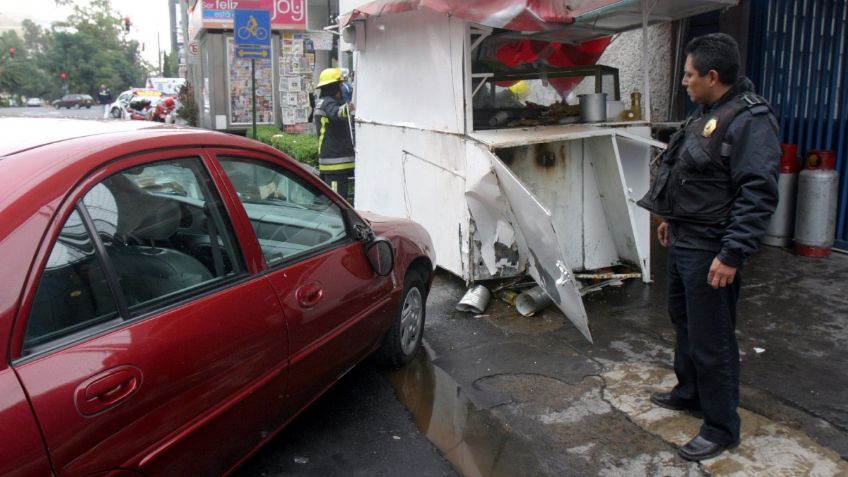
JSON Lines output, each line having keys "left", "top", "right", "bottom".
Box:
{"left": 53, "top": 94, "right": 94, "bottom": 109}
{"left": 0, "top": 118, "right": 435, "bottom": 477}
{"left": 25, "top": 97, "right": 43, "bottom": 107}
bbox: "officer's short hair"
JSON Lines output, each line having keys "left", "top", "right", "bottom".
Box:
{"left": 684, "top": 33, "right": 740, "bottom": 85}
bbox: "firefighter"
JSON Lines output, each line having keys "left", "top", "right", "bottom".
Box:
{"left": 313, "top": 68, "right": 355, "bottom": 203}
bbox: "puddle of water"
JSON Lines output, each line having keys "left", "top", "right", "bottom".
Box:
{"left": 383, "top": 346, "right": 540, "bottom": 477}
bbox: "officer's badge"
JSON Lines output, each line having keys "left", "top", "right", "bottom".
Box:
{"left": 703, "top": 117, "right": 717, "bottom": 137}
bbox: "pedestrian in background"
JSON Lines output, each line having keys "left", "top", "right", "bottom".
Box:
{"left": 637, "top": 33, "right": 780, "bottom": 461}
{"left": 313, "top": 68, "right": 355, "bottom": 203}
{"left": 98, "top": 84, "right": 112, "bottom": 118}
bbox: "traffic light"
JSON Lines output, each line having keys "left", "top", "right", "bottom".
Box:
{"left": 59, "top": 72, "right": 67, "bottom": 80}
{"left": 123, "top": 16, "right": 131, "bottom": 32}
{"left": 8, "top": 47, "right": 14, "bottom": 58}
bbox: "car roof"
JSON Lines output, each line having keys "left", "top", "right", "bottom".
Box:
{"left": 0, "top": 118, "right": 270, "bottom": 159}
{"left": 0, "top": 118, "right": 168, "bottom": 157}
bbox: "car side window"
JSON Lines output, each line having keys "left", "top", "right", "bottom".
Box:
{"left": 24, "top": 210, "right": 120, "bottom": 351}
{"left": 90, "top": 158, "right": 243, "bottom": 314}
{"left": 218, "top": 157, "right": 348, "bottom": 266}
{"left": 24, "top": 158, "right": 244, "bottom": 354}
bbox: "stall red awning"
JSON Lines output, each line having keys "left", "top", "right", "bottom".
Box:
{"left": 339, "top": 0, "right": 624, "bottom": 32}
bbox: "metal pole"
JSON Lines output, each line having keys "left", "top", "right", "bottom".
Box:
{"left": 251, "top": 58, "right": 257, "bottom": 137}
{"left": 641, "top": 0, "right": 652, "bottom": 123}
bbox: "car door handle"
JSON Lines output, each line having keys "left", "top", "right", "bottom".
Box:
{"left": 296, "top": 281, "right": 324, "bottom": 308}
{"left": 75, "top": 366, "right": 143, "bottom": 416}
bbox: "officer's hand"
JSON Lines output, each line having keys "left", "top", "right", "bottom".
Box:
{"left": 657, "top": 221, "right": 669, "bottom": 248}
{"left": 708, "top": 258, "right": 737, "bottom": 289}
{"left": 348, "top": 102, "right": 355, "bottom": 114}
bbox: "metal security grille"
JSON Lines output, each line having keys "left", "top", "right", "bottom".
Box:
{"left": 747, "top": 0, "right": 848, "bottom": 249}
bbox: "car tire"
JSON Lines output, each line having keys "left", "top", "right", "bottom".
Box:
{"left": 111, "top": 108, "right": 121, "bottom": 118}
{"left": 86, "top": 105, "right": 91, "bottom": 109}
{"left": 376, "top": 270, "right": 426, "bottom": 368}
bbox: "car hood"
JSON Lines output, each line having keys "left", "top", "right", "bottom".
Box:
{"left": 357, "top": 210, "right": 436, "bottom": 263}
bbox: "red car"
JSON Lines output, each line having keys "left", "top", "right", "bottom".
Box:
{"left": 0, "top": 118, "right": 435, "bottom": 476}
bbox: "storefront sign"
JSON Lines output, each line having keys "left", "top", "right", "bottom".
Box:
{"left": 201, "top": 0, "right": 306, "bottom": 29}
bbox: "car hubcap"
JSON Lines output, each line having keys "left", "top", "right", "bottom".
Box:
{"left": 399, "top": 287, "right": 423, "bottom": 355}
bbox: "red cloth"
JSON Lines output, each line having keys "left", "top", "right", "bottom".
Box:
{"left": 494, "top": 37, "right": 612, "bottom": 95}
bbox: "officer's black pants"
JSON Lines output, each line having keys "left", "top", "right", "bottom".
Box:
{"left": 667, "top": 245, "right": 742, "bottom": 445}
{"left": 320, "top": 170, "right": 354, "bottom": 204}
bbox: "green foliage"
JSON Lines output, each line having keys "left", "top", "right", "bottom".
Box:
{"left": 0, "top": 0, "right": 149, "bottom": 100}
{"left": 272, "top": 134, "right": 319, "bottom": 167}
{"left": 162, "top": 51, "right": 179, "bottom": 78}
{"left": 247, "top": 125, "right": 319, "bottom": 168}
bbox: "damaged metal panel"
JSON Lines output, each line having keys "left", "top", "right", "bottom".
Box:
{"left": 465, "top": 142, "right": 526, "bottom": 280}
{"left": 487, "top": 147, "right": 592, "bottom": 343}
{"left": 494, "top": 140, "right": 587, "bottom": 269}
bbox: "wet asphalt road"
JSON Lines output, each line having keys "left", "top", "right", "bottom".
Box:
{"left": 233, "top": 360, "right": 457, "bottom": 477}
{"left": 0, "top": 105, "right": 107, "bottom": 119}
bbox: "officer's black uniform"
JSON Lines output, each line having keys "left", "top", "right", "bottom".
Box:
{"left": 638, "top": 77, "right": 780, "bottom": 445}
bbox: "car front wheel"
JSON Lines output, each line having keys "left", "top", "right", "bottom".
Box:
{"left": 376, "top": 271, "right": 426, "bottom": 367}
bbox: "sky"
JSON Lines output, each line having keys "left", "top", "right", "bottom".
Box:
{"left": 0, "top": 0, "right": 173, "bottom": 66}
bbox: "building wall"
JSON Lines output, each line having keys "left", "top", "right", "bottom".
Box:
{"left": 573, "top": 23, "right": 673, "bottom": 122}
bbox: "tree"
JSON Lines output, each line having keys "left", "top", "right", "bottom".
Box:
{"left": 0, "top": 32, "right": 26, "bottom": 100}
{"left": 162, "top": 51, "right": 180, "bottom": 78}
{"left": 2, "top": 0, "right": 151, "bottom": 100}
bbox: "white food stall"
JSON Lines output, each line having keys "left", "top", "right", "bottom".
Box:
{"left": 341, "top": 0, "right": 738, "bottom": 342}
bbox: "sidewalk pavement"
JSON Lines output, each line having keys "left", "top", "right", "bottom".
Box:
{"left": 385, "top": 236, "right": 848, "bottom": 476}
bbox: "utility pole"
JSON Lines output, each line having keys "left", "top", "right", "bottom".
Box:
{"left": 158, "top": 32, "right": 162, "bottom": 75}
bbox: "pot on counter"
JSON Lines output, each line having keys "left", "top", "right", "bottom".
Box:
{"left": 578, "top": 92, "right": 607, "bottom": 123}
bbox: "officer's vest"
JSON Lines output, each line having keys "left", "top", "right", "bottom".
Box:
{"left": 637, "top": 92, "right": 773, "bottom": 223}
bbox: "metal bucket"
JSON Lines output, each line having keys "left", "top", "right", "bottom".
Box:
{"left": 578, "top": 93, "right": 607, "bottom": 123}
{"left": 456, "top": 284, "right": 491, "bottom": 313}
{"left": 515, "top": 286, "right": 553, "bottom": 316}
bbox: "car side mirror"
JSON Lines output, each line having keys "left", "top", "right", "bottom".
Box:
{"left": 365, "top": 238, "right": 394, "bottom": 277}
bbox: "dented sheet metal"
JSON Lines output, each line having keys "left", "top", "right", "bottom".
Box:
{"left": 480, "top": 150, "right": 592, "bottom": 343}
{"left": 465, "top": 143, "right": 526, "bottom": 279}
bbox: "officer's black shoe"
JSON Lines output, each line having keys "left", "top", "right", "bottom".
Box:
{"left": 678, "top": 435, "right": 740, "bottom": 461}
{"left": 650, "top": 392, "right": 702, "bottom": 414}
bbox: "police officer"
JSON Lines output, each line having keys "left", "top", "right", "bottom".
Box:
{"left": 313, "top": 68, "right": 355, "bottom": 202}
{"left": 98, "top": 84, "right": 112, "bottom": 119}
{"left": 637, "top": 33, "right": 780, "bottom": 461}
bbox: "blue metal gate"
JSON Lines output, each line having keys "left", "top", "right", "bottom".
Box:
{"left": 747, "top": 0, "right": 848, "bottom": 250}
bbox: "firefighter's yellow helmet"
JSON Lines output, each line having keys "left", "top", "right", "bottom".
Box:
{"left": 508, "top": 80, "right": 530, "bottom": 100}
{"left": 317, "top": 68, "right": 343, "bottom": 88}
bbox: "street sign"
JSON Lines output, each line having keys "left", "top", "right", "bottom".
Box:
{"left": 188, "top": 41, "right": 199, "bottom": 57}
{"left": 234, "top": 9, "right": 271, "bottom": 57}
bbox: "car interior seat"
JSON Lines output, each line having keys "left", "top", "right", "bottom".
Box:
{"left": 104, "top": 174, "right": 214, "bottom": 307}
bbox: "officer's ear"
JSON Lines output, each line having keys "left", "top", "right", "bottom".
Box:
{"left": 706, "top": 69, "right": 721, "bottom": 86}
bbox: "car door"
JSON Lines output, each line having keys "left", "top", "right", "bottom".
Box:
{"left": 11, "top": 152, "right": 290, "bottom": 476}
{"left": 213, "top": 151, "right": 395, "bottom": 412}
